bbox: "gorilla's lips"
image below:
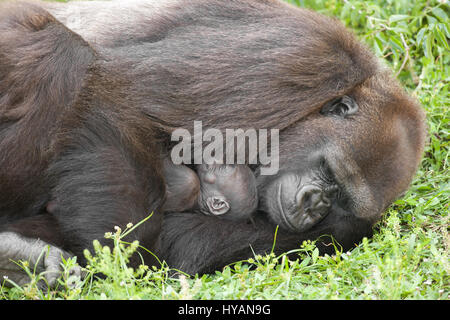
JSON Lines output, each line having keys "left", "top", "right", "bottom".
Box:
{"left": 276, "top": 182, "right": 294, "bottom": 231}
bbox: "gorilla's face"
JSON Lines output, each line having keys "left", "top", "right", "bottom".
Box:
{"left": 257, "top": 73, "right": 426, "bottom": 233}
{"left": 259, "top": 158, "right": 342, "bottom": 233}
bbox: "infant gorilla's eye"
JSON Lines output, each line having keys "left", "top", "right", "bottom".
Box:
{"left": 320, "top": 95, "right": 358, "bottom": 117}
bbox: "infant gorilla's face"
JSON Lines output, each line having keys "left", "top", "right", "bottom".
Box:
{"left": 197, "top": 164, "right": 258, "bottom": 220}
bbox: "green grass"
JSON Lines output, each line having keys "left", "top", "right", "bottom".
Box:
{"left": 1, "top": 0, "right": 449, "bottom": 300}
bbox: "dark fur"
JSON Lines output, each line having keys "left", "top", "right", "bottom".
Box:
{"left": 0, "top": 0, "right": 426, "bottom": 274}
{"left": 0, "top": 2, "right": 166, "bottom": 265}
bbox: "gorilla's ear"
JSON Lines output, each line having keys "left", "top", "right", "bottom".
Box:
{"left": 320, "top": 95, "right": 358, "bottom": 117}
{"left": 0, "top": 2, "right": 95, "bottom": 121}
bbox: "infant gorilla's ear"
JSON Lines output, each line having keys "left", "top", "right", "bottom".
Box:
{"left": 206, "top": 196, "right": 230, "bottom": 216}
{"left": 196, "top": 163, "right": 258, "bottom": 220}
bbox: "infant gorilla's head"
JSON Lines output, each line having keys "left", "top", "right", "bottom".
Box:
{"left": 197, "top": 164, "right": 258, "bottom": 221}
{"left": 162, "top": 159, "right": 258, "bottom": 221}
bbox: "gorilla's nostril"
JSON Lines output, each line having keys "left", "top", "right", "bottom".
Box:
{"left": 301, "top": 187, "right": 331, "bottom": 214}
{"left": 321, "top": 194, "right": 331, "bottom": 207}
{"left": 289, "top": 186, "right": 332, "bottom": 232}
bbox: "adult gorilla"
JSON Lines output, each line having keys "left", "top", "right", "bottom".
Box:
{"left": 0, "top": 0, "right": 426, "bottom": 283}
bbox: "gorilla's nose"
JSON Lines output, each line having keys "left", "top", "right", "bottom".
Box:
{"left": 290, "top": 185, "right": 333, "bottom": 232}
{"left": 300, "top": 186, "right": 331, "bottom": 216}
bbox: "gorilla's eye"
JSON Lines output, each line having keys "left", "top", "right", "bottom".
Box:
{"left": 318, "top": 159, "right": 335, "bottom": 185}
{"left": 320, "top": 95, "right": 358, "bottom": 117}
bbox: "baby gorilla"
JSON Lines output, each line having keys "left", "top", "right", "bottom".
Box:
{"left": 163, "top": 159, "right": 258, "bottom": 221}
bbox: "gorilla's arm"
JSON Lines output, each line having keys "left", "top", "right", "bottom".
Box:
{"left": 159, "top": 211, "right": 374, "bottom": 275}
{"left": 47, "top": 146, "right": 165, "bottom": 267}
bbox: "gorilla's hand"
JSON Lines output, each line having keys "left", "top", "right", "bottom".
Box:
{"left": 0, "top": 232, "right": 82, "bottom": 288}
